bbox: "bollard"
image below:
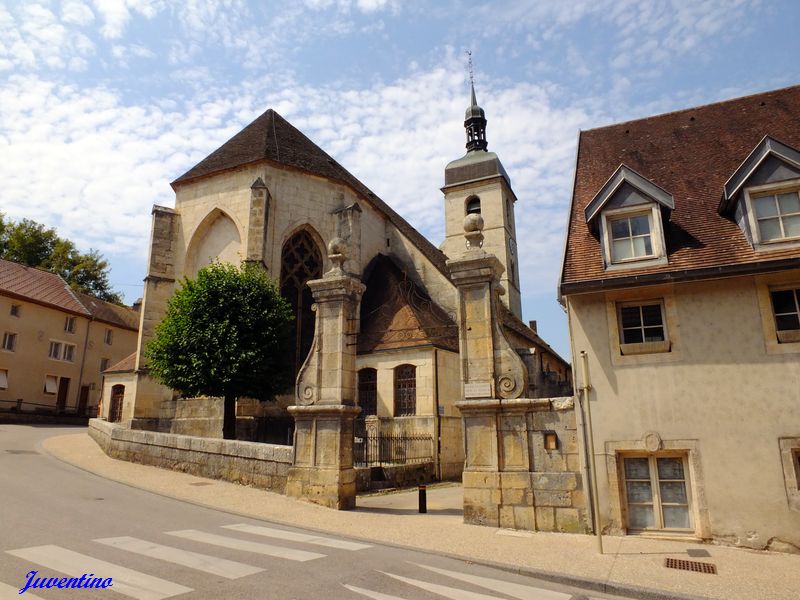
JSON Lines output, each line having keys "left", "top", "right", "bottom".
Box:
{"left": 418, "top": 485, "right": 427, "bottom": 513}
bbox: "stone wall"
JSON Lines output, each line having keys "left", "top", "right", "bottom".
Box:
{"left": 88, "top": 419, "right": 291, "bottom": 493}
{"left": 460, "top": 396, "right": 589, "bottom": 533}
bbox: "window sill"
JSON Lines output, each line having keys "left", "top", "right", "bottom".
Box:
{"left": 620, "top": 340, "right": 671, "bottom": 356}
{"left": 777, "top": 330, "right": 800, "bottom": 344}
{"left": 604, "top": 255, "right": 668, "bottom": 272}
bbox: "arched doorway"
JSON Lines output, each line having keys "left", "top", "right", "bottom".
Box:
{"left": 280, "top": 230, "right": 323, "bottom": 376}
{"left": 109, "top": 385, "right": 125, "bottom": 423}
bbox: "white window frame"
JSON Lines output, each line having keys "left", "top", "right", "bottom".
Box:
{"left": 2, "top": 332, "right": 17, "bottom": 352}
{"left": 616, "top": 300, "right": 670, "bottom": 356}
{"left": 64, "top": 316, "right": 76, "bottom": 333}
{"left": 744, "top": 179, "right": 800, "bottom": 250}
{"left": 44, "top": 375, "right": 58, "bottom": 395}
{"left": 600, "top": 204, "right": 667, "bottom": 270}
{"left": 621, "top": 453, "right": 694, "bottom": 533}
{"left": 0, "top": 369, "right": 8, "bottom": 390}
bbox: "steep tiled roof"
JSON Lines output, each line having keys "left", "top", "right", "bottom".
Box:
{"left": 76, "top": 292, "right": 139, "bottom": 331}
{"left": 561, "top": 85, "right": 800, "bottom": 294}
{"left": 104, "top": 351, "right": 136, "bottom": 374}
{"left": 172, "top": 109, "right": 449, "bottom": 276}
{"left": 0, "top": 258, "right": 88, "bottom": 315}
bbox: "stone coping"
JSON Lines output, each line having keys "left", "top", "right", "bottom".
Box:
{"left": 89, "top": 418, "right": 292, "bottom": 463}
{"left": 456, "top": 396, "right": 574, "bottom": 412}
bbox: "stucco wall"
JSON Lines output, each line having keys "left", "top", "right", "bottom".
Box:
{"left": 88, "top": 418, "right": 291, "bottom": 493}
{"left": 566, "top": 271, "right": 800, "bottom": 550}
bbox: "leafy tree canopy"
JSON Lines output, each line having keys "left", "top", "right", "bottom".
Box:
{"left": 145, "top": 262, "right": 295, "bottom": 439}
{"left": 0, "top": 213, "right": 122, "bottom": 303}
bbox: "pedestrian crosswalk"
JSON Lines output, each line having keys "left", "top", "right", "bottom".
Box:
{"left": 3, "top": 523, "right": 611, "bottom": 600}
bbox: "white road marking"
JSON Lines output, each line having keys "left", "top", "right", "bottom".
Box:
{"left": 381, "top": 571, "right": 507, "bottom": 600}
{"left": 343, "top": 583, "right": 407, "bottom": 599}
{"left": 94, "top": 536, "right": 263, "bottom": 579}
{"left": 5, "top": 545, "right": 192, "bottom": 600}
{"left": 0, "top": 580, "right": 45, "bottom": 599}
{"left": 411, "top": 563, "right": 572, "bottom": 600}
{"left": 165, "top": 529, "right": 325, "bottom": 562}
{"left": 222, "top": 523, "right": 371, "bottom": 551}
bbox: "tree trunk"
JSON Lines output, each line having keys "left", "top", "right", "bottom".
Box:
{"left": 223, "top": 393, "right": 237, "bottom": 440}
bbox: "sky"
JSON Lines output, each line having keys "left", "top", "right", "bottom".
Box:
{"left": 1, "top": 0, "right": 799, "bottom": 361}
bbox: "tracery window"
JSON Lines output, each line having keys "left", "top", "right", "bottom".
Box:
{"left": 357, "top": 368, "right": 377, "bottom": 417}
{"left": 280, "top": 230, "right": 323, "bottom": 376}
{"left": 394, "top": 364, "right": 416, "bottom": 416}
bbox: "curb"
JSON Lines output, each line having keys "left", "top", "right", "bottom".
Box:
{"left": 42, "top": 433, "right": 712, "bottom": 600}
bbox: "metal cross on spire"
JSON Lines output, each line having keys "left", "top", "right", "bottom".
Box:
{"left": 466, "top": 49, "right": 474, "bottom": 87}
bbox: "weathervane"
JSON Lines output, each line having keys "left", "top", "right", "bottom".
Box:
{"left": 466, "top": 50, "right": 474, "bottom": 86}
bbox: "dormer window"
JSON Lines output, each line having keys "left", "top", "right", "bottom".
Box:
{"left": 721, "top": 136, "right": 800, "bottom": 249}
{"left": 584, "top": 165, "right": 673, "bottom": 271}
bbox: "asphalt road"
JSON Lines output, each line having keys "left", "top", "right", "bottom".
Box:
{"left": 0, "top": 425, "right": 626, "bottom": 600}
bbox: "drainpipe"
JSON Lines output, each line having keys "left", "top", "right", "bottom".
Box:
{"left": 75, "top": 315, "right": 93, "bottom": 412}
{"left": 433, "top": 348, "right": 441, "bottom": 481}
{"left": 580, "top": 350, "right": 603, "bottom": 554}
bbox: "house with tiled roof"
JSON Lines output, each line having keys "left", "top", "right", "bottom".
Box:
{"left": 119, "top": 87, "right": 571, "bottom": 482}
{"left": 559, "top": 85, "right": 800, "bottom": 550}
{"left": 0, "top": 258, "right": 139, "bottom": 417}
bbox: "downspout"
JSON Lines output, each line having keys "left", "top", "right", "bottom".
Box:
{"left": 433, "top": 348, "right": 441, "bottom": 481}
{"left": 75, "top": 315, "right": 93, "bottom": 412}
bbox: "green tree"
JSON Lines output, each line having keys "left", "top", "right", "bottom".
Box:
{"left": 145, "top": 262, "right": 295, "bottom": 439}
{"left": 0, "top": 215, "right": 122, "bottom": 303}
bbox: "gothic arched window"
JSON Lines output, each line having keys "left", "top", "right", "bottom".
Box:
{"left": 394, "top": 364, "right": 416, "bottom": 416}
{"left": 280, "top": 230, "right": 323, "bottom": 376}
{"left": 357, "top": 368, "right": 378, "bottom": 417}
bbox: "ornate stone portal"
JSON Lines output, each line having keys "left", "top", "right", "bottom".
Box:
{"left": 448, "top": 215, "right": 588, "bottom": 532}
{"left": 286, "top": 239, "right": 364, "bottom": 509}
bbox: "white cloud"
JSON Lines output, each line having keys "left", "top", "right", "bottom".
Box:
{"left": 62, "top": 0, "right": 95, "bottom": 26}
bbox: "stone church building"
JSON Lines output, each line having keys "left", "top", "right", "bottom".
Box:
{"left": 103, "top": 86, "right": 571, "bottom": 483}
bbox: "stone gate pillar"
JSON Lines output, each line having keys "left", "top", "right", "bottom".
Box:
{"left": 287, "top": 238, "right": 363, "bottom": 509}
{"left": 447, "top": 214, "right": 533, "bottom": 528}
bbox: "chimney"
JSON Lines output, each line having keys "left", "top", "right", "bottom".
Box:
{"left": 132, "top": 298, "right": 143, "bottom": 312}
{"left": 528, "top": 320, "right": 537, "bottom": 333}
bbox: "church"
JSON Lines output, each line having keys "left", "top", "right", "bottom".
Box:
{"left": 101, "top": 85, "right": 572, "bottom": 482}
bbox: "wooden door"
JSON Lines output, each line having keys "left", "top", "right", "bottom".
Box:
{"left": 78, "top": 385, "right": 90, "bottom": 416}
{"left": 56, "top": 377, "right": 70, "bottom": 412}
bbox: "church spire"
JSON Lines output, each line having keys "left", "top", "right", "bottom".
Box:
{"left": 464, "top": 55, "right": 487, "bottom": 153}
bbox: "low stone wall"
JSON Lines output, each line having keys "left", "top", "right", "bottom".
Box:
{"left": 88, "top": 419, "right": 292, "bottom": 493}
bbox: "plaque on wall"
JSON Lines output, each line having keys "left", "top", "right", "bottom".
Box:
{"left": 464, "top": 382, "right": 492, "bottom": 398}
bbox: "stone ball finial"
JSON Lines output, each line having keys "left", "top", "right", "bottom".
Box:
{"left": 328, "top": 237, "right": 347, "bottom": 258}
{"left": 464, "top": 214, "right": 484, "bottom": 250}
{"left": 326, "top": 237, "right": 347, "bottom": 276}
{"left": 464, "top": 213, "right": 484, "bottom": 233}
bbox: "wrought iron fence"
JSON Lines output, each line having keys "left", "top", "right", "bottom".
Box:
{"left": 353, "top": 427, "right": 433, "bottom": 467}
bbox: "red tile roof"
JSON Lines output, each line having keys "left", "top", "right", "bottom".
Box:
{"left": 0, "top": 259, "right": 139, "bottom": 331}
{"left": 560, "top": 85, "right": 800, "bottom": 295}
{"left": 104, "top": 351, "right": 136, "bottom": 374}
{"left": 76, "top": 292, "right": 139, "bottom": 331}
{"left": 0, "top": 258, "right": 88, "bottom": 315}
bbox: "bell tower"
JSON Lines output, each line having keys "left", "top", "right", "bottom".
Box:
{"left": 441, "top": 81, "right": 522, "bottom": 318}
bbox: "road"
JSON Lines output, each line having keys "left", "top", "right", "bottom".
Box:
{"left": 0, "top": 425, "right": 627, "bottom": 600}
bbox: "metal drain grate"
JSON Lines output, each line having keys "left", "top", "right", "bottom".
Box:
{"left": 665, "top": 558, "right": 717, "bottom": 574}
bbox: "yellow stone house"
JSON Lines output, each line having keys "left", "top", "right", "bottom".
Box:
{"left": 559, "top": 85, "right": 800, "bottom": 551}
{"left": 0, "top": 259, "right": 139, "bottom": 417}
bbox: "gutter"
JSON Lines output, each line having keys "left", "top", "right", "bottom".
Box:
{"left": 560, "top": 257, "right": 800, "bottom": 297}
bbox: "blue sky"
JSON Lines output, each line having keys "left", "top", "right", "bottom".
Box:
{"left": 2, "top": 0, "right": 799, "bottom": 360}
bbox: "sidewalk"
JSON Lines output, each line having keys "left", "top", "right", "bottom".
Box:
{"left": 43, "top": 432, "right": 798, "bottom": 600}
